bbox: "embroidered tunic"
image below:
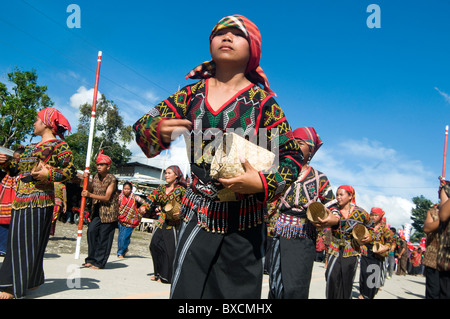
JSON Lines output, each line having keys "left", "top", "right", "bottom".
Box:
{"left": 329, "top": 206, "right": 374, "bottom": 257}
{"left": 146, "top": 184, "right": 186, "bottom": 229}
{"left": 0, "top": 139, "right": 75, "bottom": 210}
{"left": 360, "top": 222, "right": 395, "bottom": 257}
{"left": 274, "top": 166, "right": 339, "bottom": 239}
{"left": 134, "top": 79, "right": 302, "bottom": 233}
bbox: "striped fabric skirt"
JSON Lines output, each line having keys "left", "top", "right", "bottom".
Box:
{"left": 0, "top": 205, "right": 53, "bottom": 299}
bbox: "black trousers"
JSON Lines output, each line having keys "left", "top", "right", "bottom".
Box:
{"left": 170, "top": 211, "right": 265, "bottom": 299}
{"left": 325, "top": 252, "right": 358, "bottom": 299}
{"left": 149, "top": 224, "right": 177, "bottom": 283}
{"left": 359, "top": 251, "right": 382, "bottom": 299}
{"left": 268, "top": 236, "right": 316, "bottom": 299}
{"left": 440, "top": 271, "right": 450, "bottom": 299}
{"left": 425, "top": 266, "right": 440, "bottom": 299}
{"left": 85, "top": 216, "right": 116, "bottom": 269}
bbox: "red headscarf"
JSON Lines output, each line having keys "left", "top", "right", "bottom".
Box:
{"left": 96, "top": 149, "right": 112, "bottom": 165}
{"left": 371, "top": 207, "right": 385, "bottom": 218}
{"left": 292, "top": 127, "right": 323, "bottom": 158}
{"left": 186, "top": 14, "right": 275, "bottom": 96}
{"left": 37, "top": 107, "right": 71, "bottom": 139}
{"left": 338, "top": 185, "right": 356, "bottom": 205}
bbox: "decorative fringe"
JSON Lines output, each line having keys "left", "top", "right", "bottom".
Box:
{"left": 273, "top": 213, "right": 316, "bottom": 239}
{"left": 12, "top": 191, "right": 55, "bottom": 210}
{"left": 181, "top": 187, "right": 263, "bottom": 234}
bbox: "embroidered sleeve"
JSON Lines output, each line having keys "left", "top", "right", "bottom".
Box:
{"left": 133, "top": 83, "right": 199, "bottom": 158}
{"left": 317, "top": 172, "right": 340, "bottom": 216}
{"left": 258, "top": 97, "right": 302, "bottom": 202}
{"left": 145, "top": 185, "right": 163, "bottom": 207}
{"left": 135, "top": 193, "right": 151, "bottom": 210}
{"left": 47, "top": 141, "right": 76, "bottom": 183}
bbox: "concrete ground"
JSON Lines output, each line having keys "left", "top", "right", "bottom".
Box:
{"left": 0, "top": 253, "right": 425, "bottom": 300}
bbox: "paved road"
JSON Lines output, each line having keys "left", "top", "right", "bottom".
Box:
{"left": 0, "top": 253, "right": 425, "bottom": 300}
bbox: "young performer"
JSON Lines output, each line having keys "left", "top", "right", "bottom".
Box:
{"left": 325, "top": 185, "right": 373, "bottom": 299}
{"left": 82, "top": 150, "right": 119, "bottom": 270}
{"left": 117, "top": 181, "right": 149, "bottom": 258}
{"left": 268, "top": 127, "right": 339, "bottom": 299}
{"left": 146, "top": 165, "right": 186, "bottom": 283}
{"left": 0, "top": 108, "right": 75, "bottom": 299}
{"left": 358, "top": 207, "right": 394, "bottom": 299}
{"left": 134, "top": 14, "right": 302, "bottom": 298}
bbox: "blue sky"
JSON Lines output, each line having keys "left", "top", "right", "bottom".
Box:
{"left": 1, "top": 0, "right": 449, "bottom": 229}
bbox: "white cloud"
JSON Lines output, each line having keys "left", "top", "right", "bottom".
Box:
{"left": 69, "top": 86, "right": 101, "bottom": 109}
{"left": 314, "top": 138, "right": 436, "bottom": 228}
{"left": 435, "top": 87, "right": 450, "bottom": 104}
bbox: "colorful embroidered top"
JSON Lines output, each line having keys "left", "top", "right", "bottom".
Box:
{"left": 328, "top": 205, "right": 374, "bottom": 258}
{"left": 360, "top": 222, "right": 395, "bottom": 257}
{"left": 145, "top": 184, "right": 186, "bottom": 229}
{"left": 118, "top": 192, "right": 150, "bottom": 228}
{"left": 274, "top": 166, "right": 339, "bottom": 240}
{"left": 133, "top": 79, "right": 302, "bottom": 233}
{"left": 0, "top": 139, "right": 75, "bottom": 210}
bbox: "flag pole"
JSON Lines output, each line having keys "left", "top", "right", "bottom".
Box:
{"left": 75, "top": 51, "right": 102, "bottom": 259}
{"left": 443, "top": 125, "right": 448, "bottom": 180}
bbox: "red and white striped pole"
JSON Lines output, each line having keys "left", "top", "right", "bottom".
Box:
{"left": 75, "top": 51, "right": 102, "bottom": 259}
{"left": 443, "top": 125, "right": 448, "bottom": 180}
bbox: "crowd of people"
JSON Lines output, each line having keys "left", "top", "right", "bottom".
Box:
{"left": 0, "top": 13, "right": 449, "bottom": 300}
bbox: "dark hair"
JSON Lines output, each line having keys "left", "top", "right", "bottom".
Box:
{"left": 123, "top": 182, "right": 133, "bottom": 190}
{"left": 14, "top": 146, "right": 25, "bottom": 155}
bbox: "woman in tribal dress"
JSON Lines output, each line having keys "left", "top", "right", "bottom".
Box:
{"left": 268, "top": 127, "right": 339, "bottom": 299}
{"left": 358, "top": 207, "right": 394, "bottom": 299}
{"left": 325, "top": 185, "right": 373, "bottom": 299}
{"left": 117, "top": 181, "right": 150, "bottom": 258}
{"left": 0, "top": 108, "right": 75, "bottom": 299}
{"left": 0, "top": 147, "right": 24, "bottom": 256}
{"left": 146, "top": 165, "right": 186, "bottom": 283}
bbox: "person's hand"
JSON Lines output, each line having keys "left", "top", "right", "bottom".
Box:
{"left": 0, "top": 153, "right": 9, "bottom": 165}
{"left": 361, "top": 233, "right": 372, "bottom": 244}
{"left": 31, "top": 162, "right": 50, "bottom": 182}
{"left": 375, "top": 244, "right": 389, "bottom": 255}
{"left": 159, "top": 119, "right": 192, "bottom": 144}
{"left": 316, "top": 209, "right": 339, "bottom": 227}
{"left": 139, "top": 206, "right": 146, "bottom": 214}
{"left": 218, "top": 158, "right": 264, "bottom": 194}
{"left": 81, "top": 190, "right": 90, "bottom": 198}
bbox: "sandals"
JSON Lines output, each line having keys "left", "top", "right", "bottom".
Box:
{"left": 82, "top": 263, "right": 100, "bottom": 269}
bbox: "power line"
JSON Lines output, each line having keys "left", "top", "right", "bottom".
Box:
{"left": 0, "top": 16, "right": 160, "bottom": 107}
{"left": 20, "top": 0, "right": 172, "bottom": 95}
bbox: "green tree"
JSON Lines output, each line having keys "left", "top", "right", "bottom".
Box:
{"left": 66, "top": 94, "right": 133, "bottom": 174}
{"left": 0, "top": 68, "right": 53, "bottom": 148}
{"left": 410, "top": 195, "right": 434, "bottom": 242}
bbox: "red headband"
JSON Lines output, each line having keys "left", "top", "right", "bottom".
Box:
{"left": 371, "top": 207, "right": 385, "bottom": 217}
{"left": 96, "top": 149, "right": 112, "bottom": 165}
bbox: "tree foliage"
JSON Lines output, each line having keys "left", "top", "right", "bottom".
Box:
{"left": 66, "top": 94, "right": 133, "bottom": 174}
{"left": 0, "top": 68, "right": 53, "bottom": 148}
{"left": 410, "top": 195, "right": 434, "bottom": 242}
